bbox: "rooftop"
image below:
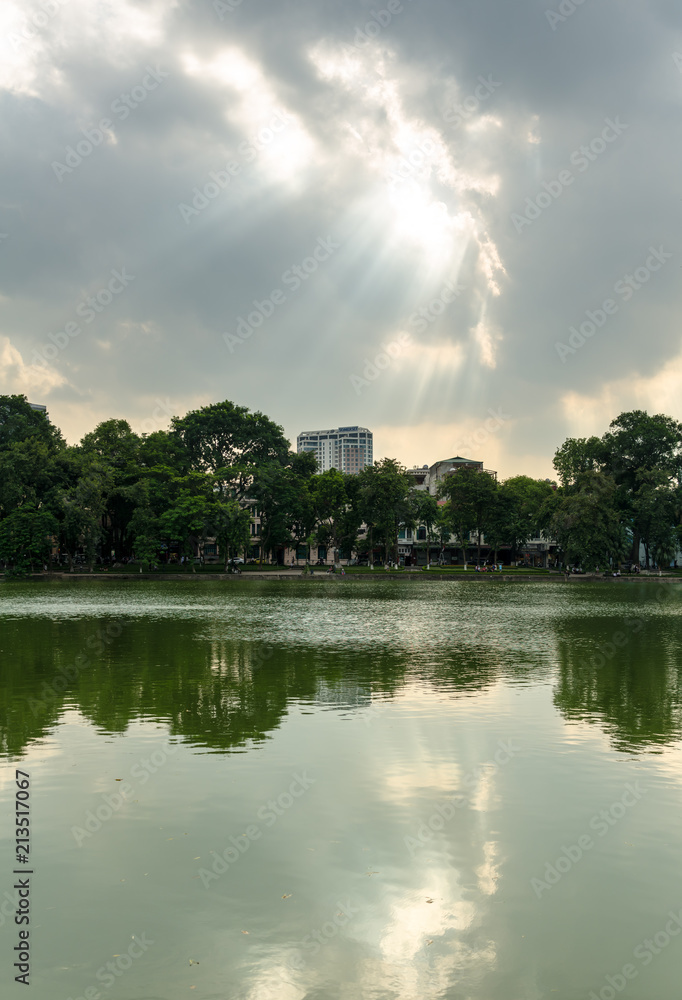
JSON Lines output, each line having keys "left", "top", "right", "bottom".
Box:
{"left": 298, "top": 426, "right": 371, "bottom": 436}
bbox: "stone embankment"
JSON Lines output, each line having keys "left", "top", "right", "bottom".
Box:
{"left": 13, "top": 571, "right": 682, "bottom": 584}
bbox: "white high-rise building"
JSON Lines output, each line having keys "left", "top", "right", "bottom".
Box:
{"left": 297, "top": 426, "right": 373, "bottom": 474}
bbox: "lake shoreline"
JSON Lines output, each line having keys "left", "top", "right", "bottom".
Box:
{"left": 7, "top": 571, "right": 682, "bottom": 584}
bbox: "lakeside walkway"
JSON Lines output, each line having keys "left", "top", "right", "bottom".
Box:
{"left": 12, "top": 571, "right": 682, "bottom": 584}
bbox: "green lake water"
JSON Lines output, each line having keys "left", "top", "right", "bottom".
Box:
{"left": 1, "top": 579, "right": 682, "bottom": 1000}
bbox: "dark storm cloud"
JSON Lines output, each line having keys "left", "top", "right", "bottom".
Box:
{"left": 1, "top": 0, "right": 681, "bottom": 473}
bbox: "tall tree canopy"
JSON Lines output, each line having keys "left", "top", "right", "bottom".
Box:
{"left": 2, "top": 399, "right": 681, "bottom": 574}
{"left": 549, "top": 471, "right": 625, "bottom": 571}
{"left": 438, "top": 466, "right": 498, "bottom": 565}
{"left": 358, "top": 459, "right": 412, "bottom": 565}
{"left": 171, "top": 401, "right": 290, "bottom": 494}
{"left": 554, "top": 410, "right": 682, "bottom": 565}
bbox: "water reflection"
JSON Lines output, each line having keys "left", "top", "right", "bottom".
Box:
{"left": 553, "top": 590, "right": 682, "bottom": 751}
{"left": 2, "top": 581, "right": 682, "bottom": 999}
{"left": 1, "top": 580, "right": 681, "bottom": 757}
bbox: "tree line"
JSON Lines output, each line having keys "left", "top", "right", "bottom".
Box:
{"left": 0, "top": 396, "right": 680, "bottom": 574}
{"left": 439, "top": 410, "right": 682, "bottom": 570}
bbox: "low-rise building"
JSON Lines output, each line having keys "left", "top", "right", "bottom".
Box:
{"left": 406, "top": 455, "right": 497, "bottom": 495}
{"left": 426, "top": 455, "right": 497, "bottom": 494}
{"left": 405, "top": 466, "right": 429, "bottom": 491}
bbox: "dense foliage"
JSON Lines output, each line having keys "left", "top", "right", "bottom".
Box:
{"left": 1, "top": 396, "right": 680, "bottom": 574}
{"left": 548, "top": 411, "right": 682, "bottom": 569}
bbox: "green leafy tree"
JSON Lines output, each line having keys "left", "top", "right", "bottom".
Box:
{"left": 129, "top": 502, "right": 163, "bottom": 571}
{"left": 602, "top": 411, "right": 682, "bottom": 562}
{"left": 157, "top": 477, "right": 217, "bottom": 571}
{"left": 0, "top": 395, "right": 64, "bottom": 451}
{"left": 171, "top": 400, "right": 290, "bottom": 499}
{"left": 434, "top": 505, "right": 453, "bottom": 561}
{"left": 549, "top": 472, "right": 625, "bottom": 571}
{"left": 0, "top": 508, "right": 58, "bottom": 575}
{"left": 603, "top": 411, "right": 682, "bottom": 485}
{"left": 497, "top": 476, "right": 555, "bottom": 564}
{"left": 128, "top": 468, "right": 218, "bottom": 570}
{"left": 631, "top": 471, "right": 678, "bottom": 569}
{"left": 438, "top": 473, "right": 475, "bottom": 566}
{"left": 138, "top": 430, "right": 187, "bottom": 473}
{"left": 310, "top": 468, "right": 363, "bottom": 563}
{"left": 323, "top": 472, "right": 363, "bottom": 561}
{"left": 480, "top": 490, "right": 511, "bottom": 566}
{"left": 411, "top": 491, "right": 440, "bottom": 567}
{"left": 0, "top": 437, "right": 65, "bottom": 520}
{"left": 58, "top": 473, "right": 107, "bottom": 571}
{"left": 78, "top": 420, "right": 142, "bottom": 559}
{"left": 252, "top": 456, "right": 316, "bottom": 564}
{"left": 552, "top": 436, "right": 607, "bottom": 488}
{"left": 438, "top": 466, "right": 498, "bottom": 566}
{"left": 212, "top": 498, "right": 252, "bottom": 570}
{"left": 358, "top": 459, "right": 412, "bottom": 566}
{"left": 127, "top": 472, "right": 169, "bottom": 570}
{"left": 0, "top": 396, "right": 68, "bottom": 520}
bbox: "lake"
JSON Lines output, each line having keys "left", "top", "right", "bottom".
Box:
{"left": 1, "top": 579, "right": 682, "bottom": 1000}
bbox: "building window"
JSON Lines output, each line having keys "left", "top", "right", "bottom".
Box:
{"left": 417, "top": 527, "right": 426, "bottom": 541}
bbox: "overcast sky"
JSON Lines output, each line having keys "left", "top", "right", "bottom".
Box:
{"left": 1, "top": 0, "right": 681, "bottom": 478}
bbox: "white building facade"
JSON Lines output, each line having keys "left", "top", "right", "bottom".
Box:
{"left": 297, "top": 426, "right": 373, "bottom": 474}
{"left": 406, "top": 456, "right": 497, "bottom": 495}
